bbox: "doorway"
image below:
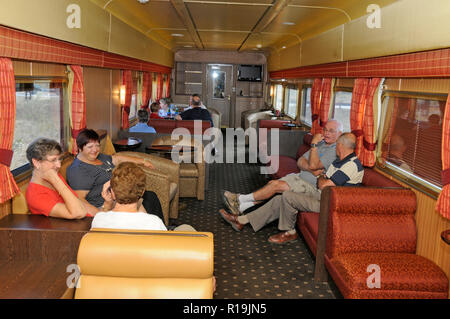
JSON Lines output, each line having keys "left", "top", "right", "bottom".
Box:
{"left": 206, "top": 64, "right": 233, "bottom": 128}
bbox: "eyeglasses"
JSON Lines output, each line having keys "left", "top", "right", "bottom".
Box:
{"left": 323, "top": 128, "right": 337, "bottom": 134}
{"left": 43, "top": 157, "right": 63, "bottom": 163}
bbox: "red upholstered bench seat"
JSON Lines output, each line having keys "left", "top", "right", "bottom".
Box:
{"left": 298, "top": 212, "right": 319, "bottom": 256}
{"left": 326, "top": 252, "right": 449, "bottom": 299}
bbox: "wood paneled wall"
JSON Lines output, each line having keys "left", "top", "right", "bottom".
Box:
{"left": 84, "top": 67, "right": 121, "bottom": 141}
{"left": 375, "top": 167, "right": 450, "bottom": 297}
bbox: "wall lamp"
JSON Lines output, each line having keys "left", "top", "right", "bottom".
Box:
{"left": 120, "top": 85, "right": 126, "bottom": 105}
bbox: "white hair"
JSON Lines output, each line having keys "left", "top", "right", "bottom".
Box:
{"left": 327, "top": 119, "right": 343, "bottom": 132}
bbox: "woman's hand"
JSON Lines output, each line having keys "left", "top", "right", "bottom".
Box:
{"left": 101, "top": 181, "right": 114, "bottom": 204}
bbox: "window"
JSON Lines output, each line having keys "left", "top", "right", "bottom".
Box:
{"left": 285, "top": 87, "right": 299, "bottom": 119}
{"left": 300, "top": 86, "right": 312, "bottom": 126}
{"left": 274, "top": 84, "right": 283, "bottom": 111}
{"left": 332, "top": 91, "right": 352, "bottom": 132}
{"left": 12, "top": 79, "right": 65, "bottom": 172}
{"left": 380, "top": 93, "right": 446, "bottom": 190}
{"left": 128, "top": 74, "right": 138, "bottom": 120}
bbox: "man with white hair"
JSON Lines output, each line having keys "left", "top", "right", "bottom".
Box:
{"left": 223, "top": 119, "right": 343, "bottom": 215}
{"left": 218, "top": 132, "right": 363, "bottom": 244}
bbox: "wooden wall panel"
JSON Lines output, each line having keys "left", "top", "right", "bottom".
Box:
{"left": 84, "top": 67, "right": 121, "bottom": 141}
{"left": 13, "top": 61, "right": 66, "bottom": 77}
{"left": 374, "top": 167, "right": 450, "bottom": 297}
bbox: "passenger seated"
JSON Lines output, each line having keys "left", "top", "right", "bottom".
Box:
{"left": 129, "top": 109, "right": 156, "bottom": 133}
{"left": 25, "top": 138, "right": 102, "bottom": 219}
{"left": 388, "top": 134, "right": 412, "bottom": 172}
{"left": 223, "top": 120, "right": 343, "bottom": 215}
{"left": 149, "top": 102, "right": 163, "bottom": 119}
{"left": 175, "top": 94, "right": 213, "bottom": 127}
{"left": 158, "top": 98, "right": 170, "bottom": 117}
{"left": 66, "top": 129, "right": 164, "bottom": 220}
{"left": 92, "top": 161, "right": 194, "bottom": 232}
{"left": 218, "top": 132, "right": 363, "bottom": 244}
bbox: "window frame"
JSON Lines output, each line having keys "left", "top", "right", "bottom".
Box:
{"left": 331, "top": 87, "right": 353, "bottom": 132}
{"left": 12, "top": 76, "right": 67, "bottom": 176}
{"left": 375, "top": 90, "right": 447, "bottom": 199}
{"left": 299, "top": 84, "right": 312, "bottom": 128}
{"left": 284, "top": 85, "right": 300, "bottom": 120}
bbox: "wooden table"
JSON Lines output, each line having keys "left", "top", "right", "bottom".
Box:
{"left": 0, "top": 215, "right": 92, "bottom": 299}
{"left": 112, "top": 137, "right": 142, "bottom": 152}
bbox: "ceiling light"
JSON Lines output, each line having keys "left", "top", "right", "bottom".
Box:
{"left": 184, "top": 45, "right": 193, "bottom": 48}
{"left": 283, "top": 22, "right": 295, "bottom": 26}
{"left": 171, "top": 33, "right": 184, "bottom": 37}
{"left": 256, "top": 44, "right": 262, "bottom": 48}
{"left": 282, "top": 46, "right": 286, "bottom": 49}
{"left": 137, "top": 0, "right": 149, "bottom": 3}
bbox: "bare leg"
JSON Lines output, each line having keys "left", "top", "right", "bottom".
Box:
{"left": 252, "top": 180, "right": 290, "bottom": 202}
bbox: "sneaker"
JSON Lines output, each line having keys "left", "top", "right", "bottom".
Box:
{"left": 222, "top": 190, "right": 241, "bottom": 216}
{"left": 268, "top": 231, "right": 299, "bottom": 244}
{"left": 217, "top": 209, "right": 244, "bottom": 231}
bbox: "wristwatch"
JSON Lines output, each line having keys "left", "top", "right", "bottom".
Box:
{"left": 311, "top": 143, "right": 318, "bottom": 148}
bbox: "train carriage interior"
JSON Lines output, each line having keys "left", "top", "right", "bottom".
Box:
{"left": 0, "top": 0, "right": 449, "bottom": 301}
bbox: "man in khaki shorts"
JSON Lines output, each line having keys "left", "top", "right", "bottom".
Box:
{"left": 220, "top": 119, "right": 344, "bottom": 243}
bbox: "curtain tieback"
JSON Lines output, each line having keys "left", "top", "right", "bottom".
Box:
{"left": 351, "top": 129, "right": 364, "bottom": 137}
{"left": 312, "top": 114, "right": 319, "bottom": 121}
{"left": 363, "top": 139, "right": 377, "bottom": 151}
{"left": 442, "top": 168, "right": 450, "bottom": 186}
{"left": 319, "top": 119, "right": 327, "bottom": 127}
{"left": 124, "top": 106, "right": 130, "bottom": 114}
{"left": 0, "top": 148, "right": 13, "bottom": 167}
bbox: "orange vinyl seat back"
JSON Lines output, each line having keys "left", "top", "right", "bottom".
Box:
{"left": 74, "top": 229, "right": 214, "bottom": 299}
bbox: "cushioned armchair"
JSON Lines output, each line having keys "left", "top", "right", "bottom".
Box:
{"left": 151, "top": 135, "right": 205, "bottom": 200}
{"left": 117, "top": 151, "right": 180, "bottom": 225}
{"left": 313, "top": 186, "right": 449, "bottom": 298}
{"left": 74, "top": 229, "right": 215, "bottom": 299}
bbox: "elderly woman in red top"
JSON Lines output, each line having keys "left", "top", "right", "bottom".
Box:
{"left": 25, "top": 138, "right": 107, "bottom": 219}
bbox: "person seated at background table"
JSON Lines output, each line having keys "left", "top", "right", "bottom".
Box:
{"left": 149, "top": 102, "right": 163, "bottom": 119}
{"left": 129, "top": 109, "right": 156, "bottom": 133}
{"left": 158, "top": 98, "right": 170, "bottom": 117}
{"left": 175, "top": 94, "right": 213, "bottom": 127}
{"left": 25, "top": 138, "right": 106, "bottom": 219}
{"left": 92, "top": 161, "right": 194, "bottom": 232}
{"left": 186, "top": 93, "right": 207, "bottom": 110}
{"left": 66, "top": 129, "right": 164, "bottom": 220}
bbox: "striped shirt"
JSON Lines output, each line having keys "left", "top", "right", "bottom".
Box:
{"left": 325, "top": 152, "right": 364, "bottom": 186}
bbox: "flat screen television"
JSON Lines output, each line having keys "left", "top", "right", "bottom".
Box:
{"left": 237, "top": 65, "right": 262, "bottom": 82}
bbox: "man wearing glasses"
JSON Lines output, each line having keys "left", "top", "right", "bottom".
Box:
{"left": 220, "top": 119, "right": 344, "bottom": 243}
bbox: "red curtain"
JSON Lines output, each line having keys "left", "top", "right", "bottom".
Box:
{"left": 69, "top": 65, "right": 86, "bottom": 155}
{"left": 0, "top": 58, "right": 20, "bottom": 203}
{"left": 156, "top": 73, "right": 164, "bottom": 101}
{"left": 360, "top": 78, "right": 382, "bottom": 166}
{"left": 121, "top": 70, "right": 132, "bottom": 129}
{"left": 319, "top": 78, "right": 333, "bottom": 131}
{"left": 310, "top": 78, "right": 322, "bottom": 134}
{"left": 350, "top": 78, "right": 369, "bottom": 158}
{"left": 165, "top": 73, "right": 171, "bottom": 98}
{"left": 436, "top": 93, "right": 450, "bottom": 220}
{"left": 141, "top": 72, "right": 150, "bottom": 109}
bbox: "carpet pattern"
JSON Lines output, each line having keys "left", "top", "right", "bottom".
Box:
{"left": 174, "top": 161, "right": 341, "bottom": 299}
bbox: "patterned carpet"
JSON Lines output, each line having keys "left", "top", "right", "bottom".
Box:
{"left": 173, "top": 152, "right": 341, "bottom": 299}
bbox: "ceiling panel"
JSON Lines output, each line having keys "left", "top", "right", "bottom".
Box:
{"left": 90, "top": 0, "right": 399, "bottom": 52}
{"left": 186, "top": 2, "right": 268, "bottom": 31}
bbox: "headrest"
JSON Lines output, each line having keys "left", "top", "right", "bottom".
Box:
{"left": 77, "top": 230, "right": 214, "bottom": 278}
